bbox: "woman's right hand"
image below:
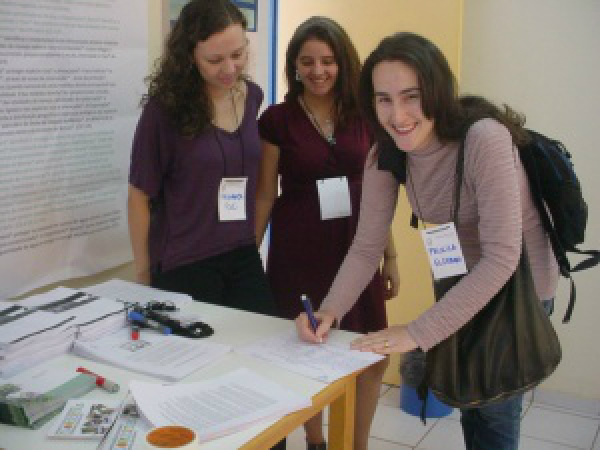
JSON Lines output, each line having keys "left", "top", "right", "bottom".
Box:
{"left": 295, "top": 310, "right": 337, "bottom": 344}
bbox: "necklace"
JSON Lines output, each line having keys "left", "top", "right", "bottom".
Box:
{"left": 212, "top": 87, "right": 245, "bottom": 176}
{"left": 300, "top": 95, "right": 336, "bottom": 146}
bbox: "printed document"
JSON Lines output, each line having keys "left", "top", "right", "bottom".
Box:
{"left": 17, "top": 287, "right": 126, "bottom": 340}
{"left": 72, "top": 328, "right": 231, "bottom": 381}
{"left": 129, "top": 368, "right": 311, "bottom": 442}
{"left": 237, "top": 331, "right": 384, "bottom": 382}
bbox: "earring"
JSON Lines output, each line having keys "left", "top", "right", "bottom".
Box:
{"left": 295, "top": 70, "right": 301, "bottom": 82}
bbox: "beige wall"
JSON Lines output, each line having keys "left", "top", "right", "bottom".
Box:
{"left": 277, "top": 0, "right": 463, "bottom": 385}
{"left": 461, "top": 0, "right": 600, "bottom": 400}
{"left": 276, "top": 0, "right": 463, "bottom": 101}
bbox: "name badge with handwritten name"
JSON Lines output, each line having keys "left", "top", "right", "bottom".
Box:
{"left": 218, "top": 177, "right": 247, "bottom": 221}
{"left": 421, "top": 222, "right": 468, "bottom": 280}
{"left": 316, "top": 176, "right": 351, "bottom": 220}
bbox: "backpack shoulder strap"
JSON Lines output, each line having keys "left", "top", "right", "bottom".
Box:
{"left": 570, "top": 248, "right": 600, "bottom": 272}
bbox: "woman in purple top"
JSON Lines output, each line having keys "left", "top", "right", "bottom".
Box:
{"left": 255, "top": 17, "right": 399, "bottom": 450}
{"left": 127, "top": 0, "right": 275, "bottom": 317}
{"left": 296, "top": 33, "right": 559, "bottom": 450}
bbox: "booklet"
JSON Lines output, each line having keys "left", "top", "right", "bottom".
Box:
{"left": 48, "top": 399, "right": 119, "bottom": 439}
{"left": 72, "top": 328, "right": 231, "bottom": 381}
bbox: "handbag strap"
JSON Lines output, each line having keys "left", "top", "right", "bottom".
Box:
{"left": 417, "top": 139, "right": 465, "bottom": 424}
{"left": 452, "top": 140, "right": 465, "bottom": 224}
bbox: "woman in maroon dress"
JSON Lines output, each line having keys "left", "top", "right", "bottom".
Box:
{"left": 255, "top": 16, "right": 398, "bottom": 450}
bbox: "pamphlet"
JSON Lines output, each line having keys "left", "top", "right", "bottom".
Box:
{"left": 48, "top": 399, "right": 119, "bottom": 439}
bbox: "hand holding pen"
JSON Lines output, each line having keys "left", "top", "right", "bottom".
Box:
{"left": 296, "top": 294, "right": 336, "bottom": 344}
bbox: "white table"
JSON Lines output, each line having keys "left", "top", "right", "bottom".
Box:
{"left": 0, "top": 302, "right": 361, "bottom": 449}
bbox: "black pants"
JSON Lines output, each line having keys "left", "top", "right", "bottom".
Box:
{"left": 153, "top": 244, "right": 277, "bottom": 316}
{"left": 154, "top": 246, "right": 284, "bottom": 449}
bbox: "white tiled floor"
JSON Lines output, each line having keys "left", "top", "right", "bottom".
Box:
{"left": 284, "top": 385, "right": 600, "bottom": 450}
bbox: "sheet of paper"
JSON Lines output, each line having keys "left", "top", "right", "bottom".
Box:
{"left": 72, "top": 328, "right": 231, "bottom": 381}
{"left": 0, "top": 341, "right": 74, "bottom": 378}
{"left": 19, "top": 286, "right": 125, "bottom": 321}
{"left": 237, "top": 331, "right": 384, "bottom": 382}
{"left": 129, "top": 368, "right": 311, "bottom": 443}
{"left": 83, "top": 279, "right": 193, "bottom": 308}
{"left": 0, "top": 309, "right": 74, "bottom": 349}
{"left": 13, "top": 287, "right": 126, "bottom": 343}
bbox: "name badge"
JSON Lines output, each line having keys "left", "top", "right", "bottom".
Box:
{"left": 421, "top": 223, "right": 468, "bottom": 280}
{"left": 317, "top": 177, "right": 351, "bottom": 220}
{"left": 218, "top": 177, "right": 247, "bottom": 221}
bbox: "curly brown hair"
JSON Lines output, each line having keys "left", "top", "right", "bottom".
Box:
{"left": 284, "top": 16, "right": 361, "bottom": 127}
{"left": 143, "top": 0, "right": 247, "bottom": 137}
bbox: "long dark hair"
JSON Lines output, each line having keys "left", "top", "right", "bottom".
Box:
{"left": 359, "top": 32, "right": 530, "bottom": 155}
{"left": 284, "top": 16, "right": 361, "bottom": 126}
{"left": 143, "top": 0, "right": 247, "bottom": 136}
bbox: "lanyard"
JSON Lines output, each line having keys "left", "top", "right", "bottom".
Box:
{"left": 212, "top": 89, "right": 246, "bottom": 177}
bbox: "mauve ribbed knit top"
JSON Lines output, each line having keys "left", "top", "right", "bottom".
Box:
{"left": 320, "top": 119, "right": 559, "bottom": 351}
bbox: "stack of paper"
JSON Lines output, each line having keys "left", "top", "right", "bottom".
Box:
{"left": 0, "top": 287, "right": 127, "bottom": 377}
{"left": 129, "top": 368, "right": 311, "bottom": 443}
{"left": 0, "top": 305, "right": 76, "bottom": 377}
{"left": 72, "top": 328, "right": 231, "bottom": 381}
{"left": 19, "top": 287, "right": 126, "bottom": 342}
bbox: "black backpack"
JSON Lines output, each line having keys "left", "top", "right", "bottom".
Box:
{"left": 518, "top": 130, "right": 599, "bottom": 322}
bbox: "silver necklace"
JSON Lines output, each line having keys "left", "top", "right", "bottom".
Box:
{"left": 300, "top": 95, "right": 336, "bottom": 146}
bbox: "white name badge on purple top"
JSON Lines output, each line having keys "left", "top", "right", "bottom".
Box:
{"left": 218, "top": 177, "right": 247, "bottom": 221}
{"left": 421, "top": 222, "right": 468, "bottom": 280}
{"left": 317, "top": 176, "right": 351, "bottom": 220}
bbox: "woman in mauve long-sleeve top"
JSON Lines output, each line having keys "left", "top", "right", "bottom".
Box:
{"left": 295, "top": 32, "right": 558, "bottom": 450}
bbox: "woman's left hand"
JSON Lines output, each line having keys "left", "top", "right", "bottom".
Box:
{"left": 350, "top": 324, "right": 418, "bottom": 355}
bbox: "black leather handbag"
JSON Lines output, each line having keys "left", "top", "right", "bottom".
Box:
{"left": 424, "top": 248, "right": 562, "bottom": 408}
{"left": 419, "top": 140, "right": 562, "bottom": 410}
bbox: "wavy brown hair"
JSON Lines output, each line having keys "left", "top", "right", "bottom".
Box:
{"left": 142, "top": 0, "right": 247, "bottom": 137}
{"left": 284, "top": 16, "right": 361, "bottom": 127}
{"left": 359, "top": 32, "right": 530, "bottom": 158}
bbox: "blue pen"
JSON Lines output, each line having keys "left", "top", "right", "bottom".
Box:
{"left": 128, "top": 311, "right": 172, "bottom": 335}
{"left": 300, "top": 294, "right": 319, "bottom": 334}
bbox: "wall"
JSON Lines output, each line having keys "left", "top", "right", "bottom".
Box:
{"left": 277, "top": 0, "right": 463, "bottom": 385}
{"left": 461, "top": 0, "right": 600, "bottom": 399}
{"left": 276, "top": 0, "right": 462, "bottom": 101}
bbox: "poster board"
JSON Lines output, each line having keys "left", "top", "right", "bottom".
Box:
{"left": 0, "top": 1, "right": 148, "bottom": 299}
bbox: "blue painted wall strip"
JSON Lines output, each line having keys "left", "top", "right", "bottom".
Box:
{"left": 268, "top": 0, "right": 278, "bottom": 105}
